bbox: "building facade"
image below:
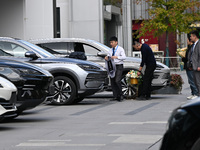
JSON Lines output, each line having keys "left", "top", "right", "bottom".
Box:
{"left": 0, "top": 0, "right": 124, "bottom": 47}
{"left": 131, "top": 0, "right": 188, "bottom": 57}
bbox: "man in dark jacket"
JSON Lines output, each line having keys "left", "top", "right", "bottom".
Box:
{"left": 182, "top": 37, "right": 198, "bottom": 99}
{"left": 189, "top": 30, "right": 200, "bottom": 97}
{"left": 133, "top": 41, "right": 156, "bottom": 100}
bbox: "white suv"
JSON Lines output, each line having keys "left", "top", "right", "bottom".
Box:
{"left": 30, "top": 38, "right": 170, "bottom": 97}
{"left": 0, "top": 76, "right": 17, "bottom": 119}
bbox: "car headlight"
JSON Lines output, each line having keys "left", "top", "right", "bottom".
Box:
{"left": 13, "top": 68, "right": 43, "bottom": 76}
{"left": 0, "top": 67, "right": 21, "bottom": 80}
{"left": 156, "top": 64, "right": 164, "bottom": 69}
{"left": 167, "top": 108, "right": 188, "bottom": 130}
{"left": 78, "top": 64, "right": 100, "bottom": 71}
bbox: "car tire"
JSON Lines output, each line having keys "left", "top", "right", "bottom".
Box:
{"left": 121, "top": 73, "right": 137, "bottom": 99}
{"left": 191, "top": 137, "right": 200, "bottom": 150}
{"left": 52, "top": 76, "right": 76, "bottom": 105}
{"left": 73, "top": 97, "right": 84, "bottom": 104}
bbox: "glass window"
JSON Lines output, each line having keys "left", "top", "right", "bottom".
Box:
{"left": 0, "top": 41, "right": 28, "bottom": 57}
{"left": 41, "top": 42, "right": 74, "bottom": 55}
{"left": 82, "top": 44, "right": 100, "bottom": 56}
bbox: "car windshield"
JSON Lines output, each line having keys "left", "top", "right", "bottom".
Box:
{"left": 88, "top": 40, "right": 110, "bottom": 52}
{"left": 19, "top": 40, "right": 56, "bottom": 58}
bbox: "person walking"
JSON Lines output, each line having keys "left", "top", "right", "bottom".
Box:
{"left": 133, "top": 41, "right": 156, "bottom": 100}
{"left": 105, "top": 36, "right": 126, "bottom": 102}
{"left": 182, "top": 37, "right": 198, "bottom": 99}
{"left": 189, "top": 30, "right": 200, "bottom": 97}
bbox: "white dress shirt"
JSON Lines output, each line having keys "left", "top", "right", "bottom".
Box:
{"left": 107, "top": 45, "right": 126, "bottom": 65}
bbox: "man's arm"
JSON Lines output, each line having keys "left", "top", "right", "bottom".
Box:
{"left": 137, "top": 66, "right": 143, "bottom": 76}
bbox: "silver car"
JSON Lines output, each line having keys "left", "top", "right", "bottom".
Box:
{"left": 30, "top": 38, "right": 170, "bottom": 97}
{"left": 0, "top": 37, "right": 108, "bottom": 105}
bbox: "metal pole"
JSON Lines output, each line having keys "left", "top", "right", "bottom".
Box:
{"left": 122, "top": 0, "right": 132, "bottom": 57}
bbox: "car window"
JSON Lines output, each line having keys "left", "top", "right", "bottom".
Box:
{"left": 82, "top": 44, "right": 100, "bottom": 56}
{"left": 19, "top": 40, "right": 55, "bottom": 58}
{"left": 0, "top": 41, "right": 28, "bottom": 57}
{"left": 41, "top": 42, "right": 74, "bottom": 55}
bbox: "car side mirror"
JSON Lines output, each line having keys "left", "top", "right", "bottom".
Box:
{"left": 97, "top": 52, "right": 107, "bottom": 57}
{"left": 25, "top": 51, "right": 38, "bottom": 60}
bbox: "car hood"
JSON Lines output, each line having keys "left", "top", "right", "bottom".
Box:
{"left": 125, "top": 57, "right": 141, "bottom": 63}
{"left": 125, "top": 57, "right": 169, "bottom": 69}
{"left": 0, "top": 58, "right": 52, "bottom": 77}
{"left": 181, "top": 98, "right": 200, "bottom": 119}
{"left": 40, "top": 57, "right": 104, "bottom": 69}
{"left": 181, "top": 98, "right": 200, "bottom": 108}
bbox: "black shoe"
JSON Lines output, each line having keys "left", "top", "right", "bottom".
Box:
{"left": 136, "top": 96, "right": 146, "bottom": 101}
{"left": 146, "top": 96, "right": 152, "bottom": 100}
{"left": 117, "top": 96, "right": 124, "bottom": 102}
{"left": 110, "top": 97, "right": 118, "bottom": 101}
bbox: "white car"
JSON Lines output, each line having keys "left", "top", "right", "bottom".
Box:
{"left": 0, "top": 76, "right": 17, "bottom": 119}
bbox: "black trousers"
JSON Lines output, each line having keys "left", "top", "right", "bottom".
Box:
{"left": 111, "top": 64, "right": 123, "bottom": 98}
{"left": 140, "top": 64, "right": 156, "bottom": 97}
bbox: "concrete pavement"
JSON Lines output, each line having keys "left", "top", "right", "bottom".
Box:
{"left": 0, "top": 71, "right": 193, "bottom": 150}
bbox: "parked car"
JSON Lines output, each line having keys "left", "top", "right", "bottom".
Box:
{"left": 0, "top": 37, "right": 108, "bottom": 105}
{"left": 0, "top": 58, "right": 54, "bottom": 114}
{"left": 30, "top": 38, "right": 170, "bottom": 97}
{"left": 0, "top": 76, "right": 17, "bottom": 119}
{"left": 160, "top": 98, "right": 200, "bottom": 150}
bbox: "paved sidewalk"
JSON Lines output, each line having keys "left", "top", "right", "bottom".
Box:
{"left": 91, "top": 70, "right": 191, "bottom": 100}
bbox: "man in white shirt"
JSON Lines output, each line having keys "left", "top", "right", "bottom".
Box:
{"left": 105, "top": 36, "right": 126, "bottom": 101}
{"left": 190, "top": 30, "right": 200, "bottom": 97}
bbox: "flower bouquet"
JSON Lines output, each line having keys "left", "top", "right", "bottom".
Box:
{"left": 126, "top": 70, "right": 141, "bottom": 85}
{"left": 176, "top": 47, "right": 187, "bottom": 58}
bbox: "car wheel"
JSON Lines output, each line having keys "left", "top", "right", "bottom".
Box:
{"left": 191, "top": 137, "right": 200, "bottom": 150}
{"left": 121, "top": 74, "right": 137, "bottom": 99}
{"left": 52, "top": 76, "right": 76, "bottom": 105}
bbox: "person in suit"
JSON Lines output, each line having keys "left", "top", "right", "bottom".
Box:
{"left": 105, "top": 36, "right": 126, "bottom": 102}
{"left": 133, "top": 41, "right": 156, "bottom": 100}
{"left": 190, "top": 30, "right": 200, "bottom": 97}
{"left": 182, "top": 36, "right": 198, "bottom": 99}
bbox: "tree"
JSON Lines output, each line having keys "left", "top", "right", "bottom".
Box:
{"left": 135, "top": 0, "right": 200, "bottom": 66}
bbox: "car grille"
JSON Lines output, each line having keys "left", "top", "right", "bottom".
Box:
{"left": 162, "top": 73, "right": 170, "bottom": 79}
{"left": 153, "top": 74, "right": 159, "bottom": 79}
{"left": 0, "top": 92, "right": 16, "bottom": 110}
{"left": 19, "top": 77, "right": 53, "bottom": 100}
{"left": 85, "top": 71, "right": 108, "bottom": 88}
{"left": 18, "top": 84, "right": 47, "bottom": 100}
{"left": 86, "top": 72, "right": 108, "bottom": 81}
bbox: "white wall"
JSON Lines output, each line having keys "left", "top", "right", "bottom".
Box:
{"left": 68, "top": 0, "right": 104, "bottom": 42}
{"left": 24, "top": 0, "right": 54, "bottom": 40}
{"left": 57, "top": 0, "right": 70, "bottom": 38}
{"left": 0, "top": 0, "right": 54, "bottom": 40}
{"left": 0, "top": 0, "right": 24, "bottom": 39}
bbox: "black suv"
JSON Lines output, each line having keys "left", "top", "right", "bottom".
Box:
{"left": 0, "top": 58, "right": 54, "bottom": 114}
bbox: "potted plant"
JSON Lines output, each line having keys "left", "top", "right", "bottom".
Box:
{"left": 126, "top": 70, "right": 141, "bottom": 85}
{"left": 170, "top": 74, "right": 184, "bottom": 93}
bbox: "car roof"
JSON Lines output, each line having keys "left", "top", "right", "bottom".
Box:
{"left": 29, "top": 38, "right": 111, "bottom": 53}
{"left": 0, "top": 37, "right": 20, "bottom": 41}
{"left": 29, "top": 38, "right": 94, "bottom": 44}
